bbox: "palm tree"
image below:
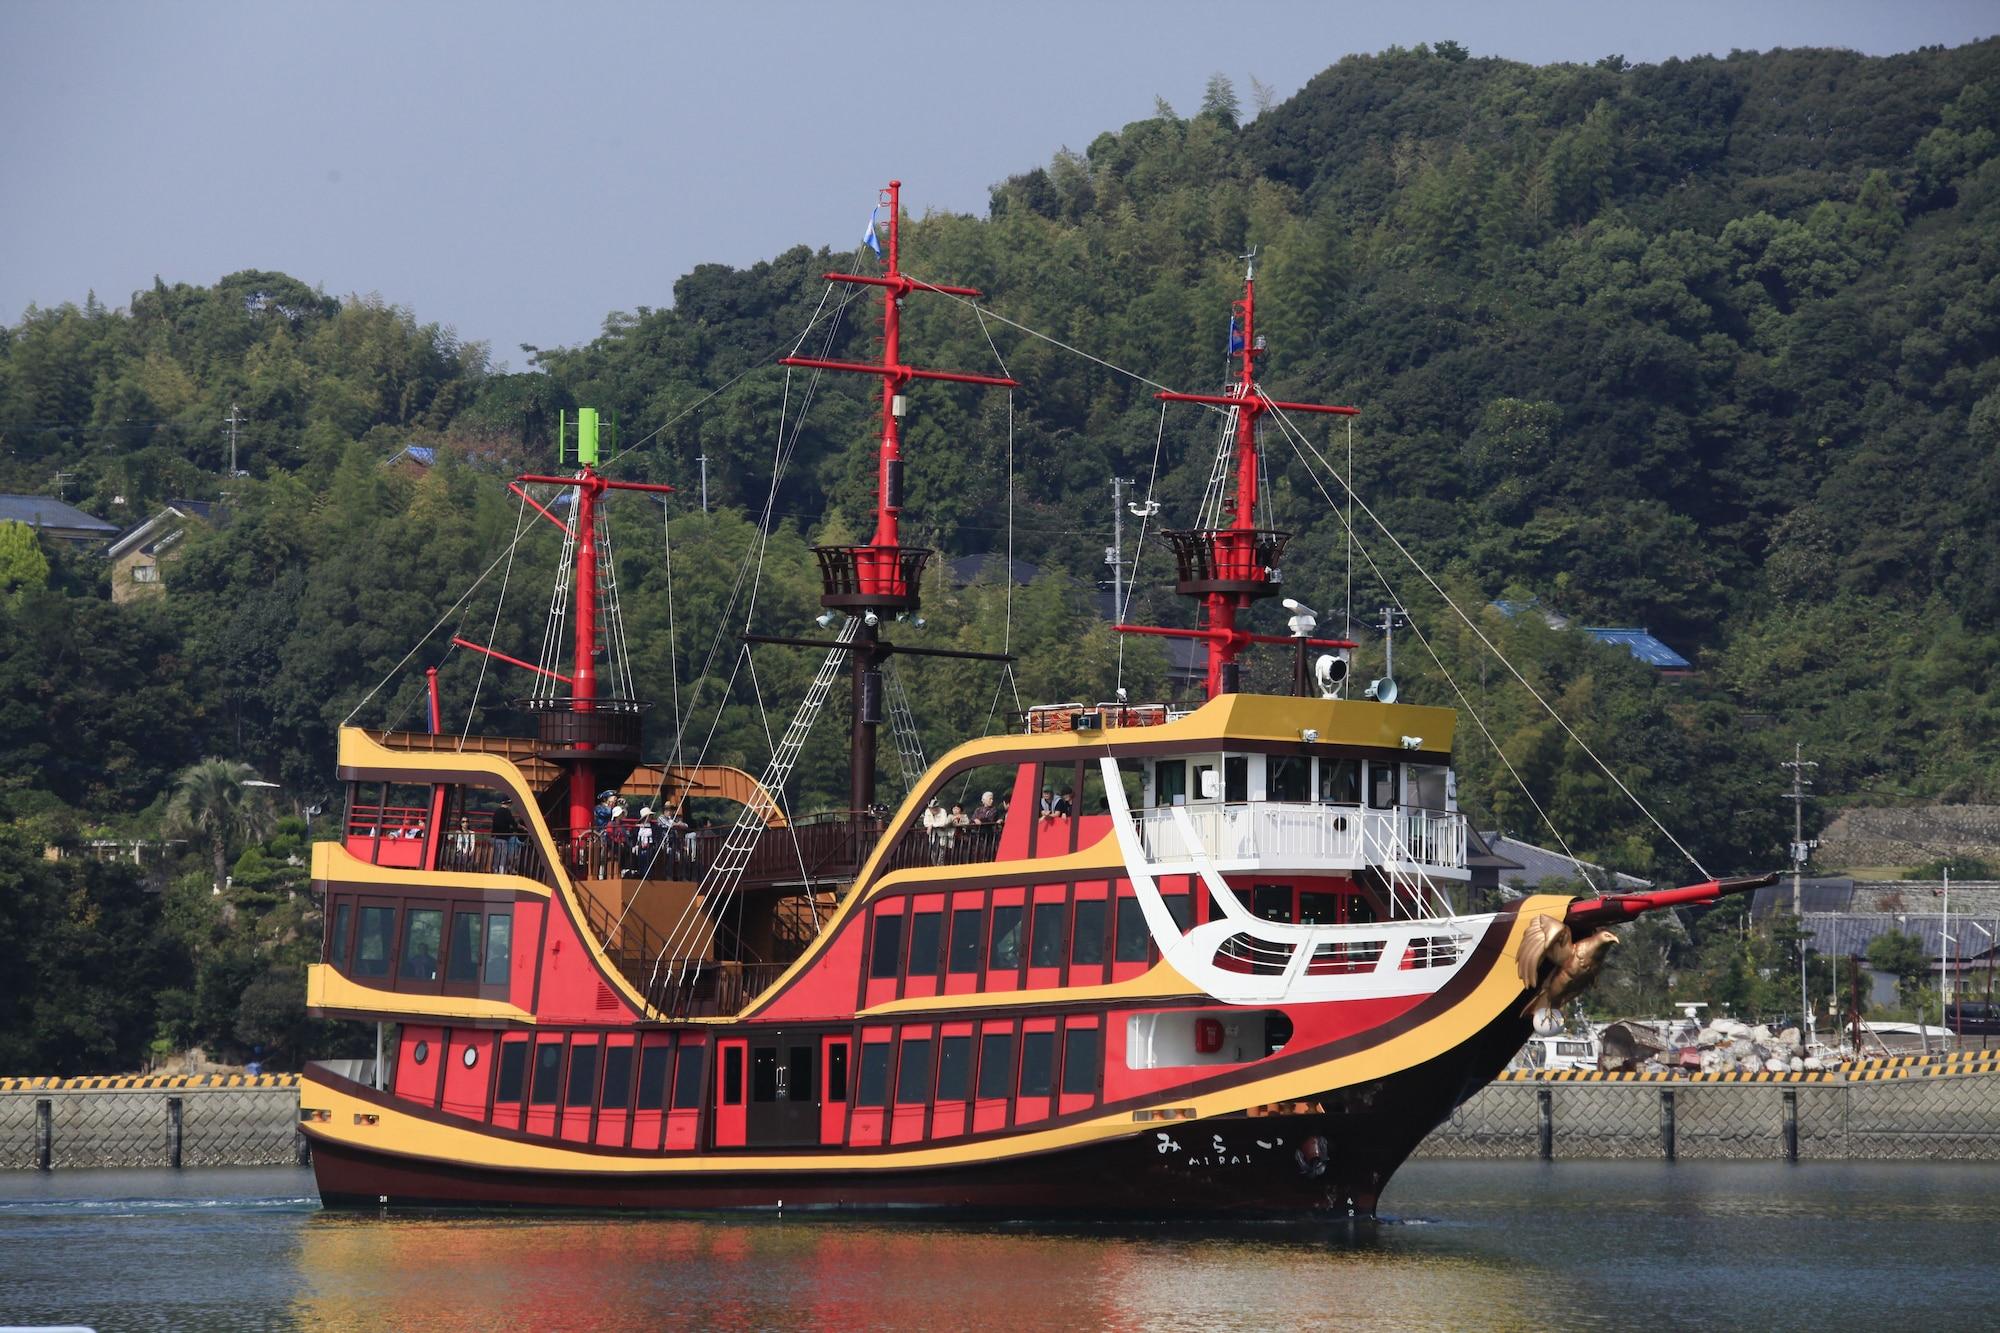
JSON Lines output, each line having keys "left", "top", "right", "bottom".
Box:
{"left": 165, "top": 758, "right": 277, "bottom": 888}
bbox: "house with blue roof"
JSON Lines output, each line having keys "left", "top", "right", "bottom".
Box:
{"left": 1581, "top": 627, "right": 1693, "bottom": 673}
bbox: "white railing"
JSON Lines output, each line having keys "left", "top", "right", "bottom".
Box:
{"left": 1131, "top": 801, "right": 1467, "bottom": 879}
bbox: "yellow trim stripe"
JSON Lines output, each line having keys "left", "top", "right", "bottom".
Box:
{"left": 307, "top": 964, "right": 537, "bottom": 1024}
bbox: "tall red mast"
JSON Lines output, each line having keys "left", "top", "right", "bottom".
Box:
{"left": 1132, "top": 259, "right": 1359, "bottom": 698}
{"left": 778, "top": 181, "right": 1018, "bottom": 812}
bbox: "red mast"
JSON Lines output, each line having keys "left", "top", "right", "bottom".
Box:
{"left": 1132, "top": 259, "right": 1359, "bottom": 698}
{"left": 778, "top": 181, "right": 1018, "bottom": 812}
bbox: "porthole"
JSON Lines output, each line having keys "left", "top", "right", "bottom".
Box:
{"left": 413, "top": 1040, "right": 430, "bottom": 1065}
{"left": 462, "top": 1045, "right": 479, "bottom": 1070}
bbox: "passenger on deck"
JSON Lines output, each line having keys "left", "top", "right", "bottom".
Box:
{"left": 1039, "top": 788, "right": 1055, "bottom": 818}
{"left": 634, "top": 806, "right": 657, "bottom": 876}
{"left": 923, "top": 799, "right": 951, "bottom": 860}
{"left": 971, "top": 791, "right": 1002, "bottom": 826}
{"left": 1054, "top": 788, "right": 1074, "bottom": 817}
{"left": 491, "top": 805, "right": 523, "bottom": 875}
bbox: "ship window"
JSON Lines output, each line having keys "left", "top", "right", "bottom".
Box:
{"left": 869, "top": 914, "right": 904, "bottom": 979}
{"left": 988, "top": 905, "right": 1023, "bottom": 970}
{"left": 497, "top": 1041, "right": 527, "bottom": 1103}
{"left": 329, "top": 901, "right": 352, "bottom": 968}
{"left": 399, "top": 908, "right": 442, "bottom": 981}
{"left": 672, "top": 1045, "right": 705, "bottom": 1109}
{"left": 1019, "top": 1031, "right": 1055, "bottom": 1097}
{"left": 1062, "top": 1027, "right": 1099, "bottom": 1096}
{"left": 1252, "top": 884, "right": 1294, "bottom": 924}
{"left": 907, "top": 911, "right": 942, "bottom": 977}
{"left": 789, "top": 1045, "right": 814, "bottom": 1104}
{"left": 1071, "top": 900, "right": 1106, "bottom": 966}
{"left": 857, "top": 1043, "right": 891, "bottom": 1107}
{"left": 353, "top": 906, "right": 394, "bottom": 977}
{"left": 1192, "top": 763, "right": 1217, "bottom": 801}
{"left": 948, "top": 908, "right": 984, "bottom": 973}
{"left": 483, "top": 912, "right": 512, "bottom": 983}
{"left": 1224, "top": 756, "right": 1249, "bottom": 803}
{"left": 937, "top": 1036, "right": 972, "bottom": 1101}
{"left": 896, "top": 1039, "right": 934, "bottom": 1105}
{"left": 1269, "top": 755, "right": 1310, "bottom": 803}
{"left": 637, "top": 1046, "right": 670, "bottom": 1110}
{"left": 722, "top": 1046, "right": 744, "bottom": 1105}
{"left": 1368, "top": 762, "right": 1398, "bottom": 810}
{"left": 530, "top": 1041, "right": 562, "bottom": 1106}
{"left": 827, "top": 1044, "right": 848, "bottom": 1103}
{"left": 1408, "top": 764, "right": 1448, "bottom": 810}
{"left": 1153, "top": 759, "right": 1187, "bottom": 807}
{"left": 1348, "top": 892, "right": 1377, "bottom": 924}
{"left": 751, "top": 1046, "right": 778, "bottom": 1102}
{"left": 566, "top": 1045, "right": 599, "bottom": 1108}
{"left": 977, "top": 1032, "right": 1014, "bottom": 1100}
{"left": 1115, "top": 895, "right": 1150, "bottom": 963}
{"left": 446, "top": 910, "right": 482, "bottom": 983}
{"left": 601, "top": 1046, "right": 633, "bottom": 1110}
{"left": 1319, "top": 758, "right": 1360, "bottom": 805}
{"left": 1300, "top": 891, "right": 1340, "bottom": 925}
{"left": 1030, "top": 902, "right": 1066, "bottom": 968}
{"left": 1165, "top": 892, "right": 1194, "bottom": 932}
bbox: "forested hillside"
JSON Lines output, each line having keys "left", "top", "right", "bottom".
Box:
{"left": 4, "top": 39, "right": 1997, "bottom": 1068}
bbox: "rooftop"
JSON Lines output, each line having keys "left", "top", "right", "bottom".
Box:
{"left": 0, "top": 494, "right": 118, "bottom": 539}
{"left": 1581, "top": 627, "right": 1692, "bottom": 670}
{"left": 1480, "top": 831, "right": 1650, "bottom": 893}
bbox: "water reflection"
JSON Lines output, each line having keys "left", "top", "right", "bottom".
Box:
{"left": 290, "top": 1210, "right": 1544, "bottom": 1331}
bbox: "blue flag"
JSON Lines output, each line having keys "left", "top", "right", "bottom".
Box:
{"left": 863, "top": 206, "right": 883, "bottom": 258}
{"left": 1227, "top": 316, "right": 1244, "bottom": 354}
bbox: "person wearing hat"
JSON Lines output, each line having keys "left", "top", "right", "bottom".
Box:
{"left": 633, "top": 805, "right": 657, "bottom": 876}
{"left": 923, "top": 796, "right": 951, "bottom": 861}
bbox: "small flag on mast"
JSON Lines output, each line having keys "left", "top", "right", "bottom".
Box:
{"left": 863, "top": 206, "right": 884, "bottom": 258}
{"left": 1227, "top": 316, "right": 1245, "bottom": 354}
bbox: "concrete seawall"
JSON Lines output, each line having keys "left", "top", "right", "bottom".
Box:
{"left": 6, "top": 1056, "right": 2000, "bottom": 1169}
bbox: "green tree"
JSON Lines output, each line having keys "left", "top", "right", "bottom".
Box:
{"left": 164, "top": 757, "right": 277, "bottom": 888}
{"left": 1867, "top": 931, "right": 1932, "bottom": 1007}
{"left": 0, "top": 521, "right": 49, "bottom": 595}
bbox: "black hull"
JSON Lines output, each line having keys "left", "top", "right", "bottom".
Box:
{"left": 312, "top": 1007, "right": 1530, "bottom": 1219}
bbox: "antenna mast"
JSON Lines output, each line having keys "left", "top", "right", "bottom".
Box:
{"left": 1121, "top": 254, "right": 1359, "bottom": 698}
{"left": 777, "top": 181, "right": 1019, "bottom": 811}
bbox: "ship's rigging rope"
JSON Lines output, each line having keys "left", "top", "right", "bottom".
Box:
{"left": 1115, "top": 401, "right": 1170, "bottom": 692}
{"left": 459, "top": 490, "right": 531, "bottom": 747}
{"left": 1260, "top": 395, "right": 1710, "bottom": 880}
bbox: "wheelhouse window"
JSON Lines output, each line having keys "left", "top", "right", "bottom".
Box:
{"left": 1224, "top": 756, "right": 1249, "bottom": 803}
{"left": 1268, "top": 755, "right": 1310, "bottom": 802}
{"left": 1367, "top": 762, "right": 1399, "bottom": 810}
{"left": 1320, "top": 758, "right": 1361, "bottom": 805}
{"left": 1154, "top": 759, "right": 1187, "bottom": 807}
{"left": 353, "top": 906, "right": 394, "bottom": 978}
{"left": 1407, "top": 764, "right": 1449, "bottom": 810}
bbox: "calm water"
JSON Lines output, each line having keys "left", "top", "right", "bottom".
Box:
{"left": 2, "top": 1161, "right": 1996, "bottom": 1331}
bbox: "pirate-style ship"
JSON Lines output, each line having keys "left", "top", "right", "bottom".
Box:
{"left": 300, "top": 182, "right": 1769, "bottom": 1216}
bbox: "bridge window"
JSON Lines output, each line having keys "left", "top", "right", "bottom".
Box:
{"left": 353, "top": 906, "right": 394, "bottom": 978}
{"left": 1224, "top": 756, "right": 1249, "bottom": 803}
{"left": 948, "top": 908, "right": 983, "bottom": 973}
{"left": 1408, "top": 764, "right": 1449, "bottom": 810}
{"left": 977, "top": 1032, "right": 1014, "bottom": 1100}
{"left": 1319, "top": 758, "right": 1360, "bottom": 805}
{"left": 988, "top": 905, "right": 1023, "bottom": 970}
{"left": 1269, "top": 755, "right": 1310, "bottom": 802}
{"left": 1154, "top": 759, "right": 1187, "bottom": 806}
{"left": 869, "top": 913, "right": 904, "bottom": 979}
{"left": 1367, "top": 762, "right": 1398, "bottom": 810}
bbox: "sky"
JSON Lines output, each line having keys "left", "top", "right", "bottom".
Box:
{"left": 3, "top": 1, "right": 1995, "bottom": 369}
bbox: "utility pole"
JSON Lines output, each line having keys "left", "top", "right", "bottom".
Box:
{"left": 697, "top": 454, "right": 709, "bottom": 512}
{"left": 1106, "top": 476, "right": 1135, "bottom": 614}
{"left": 1781, "top": 743, "right": 1819, "bottom": 1052}
{"left": 222, "top": 403, "right": 245, "bottom": 477}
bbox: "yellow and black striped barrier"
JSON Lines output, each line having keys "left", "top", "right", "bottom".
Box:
{"left": 0, "top": 1073, "right": 301, "bottom": 1092}
{"left": 1497, "top": 1052, "right": 2000, "bottom": 1084}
